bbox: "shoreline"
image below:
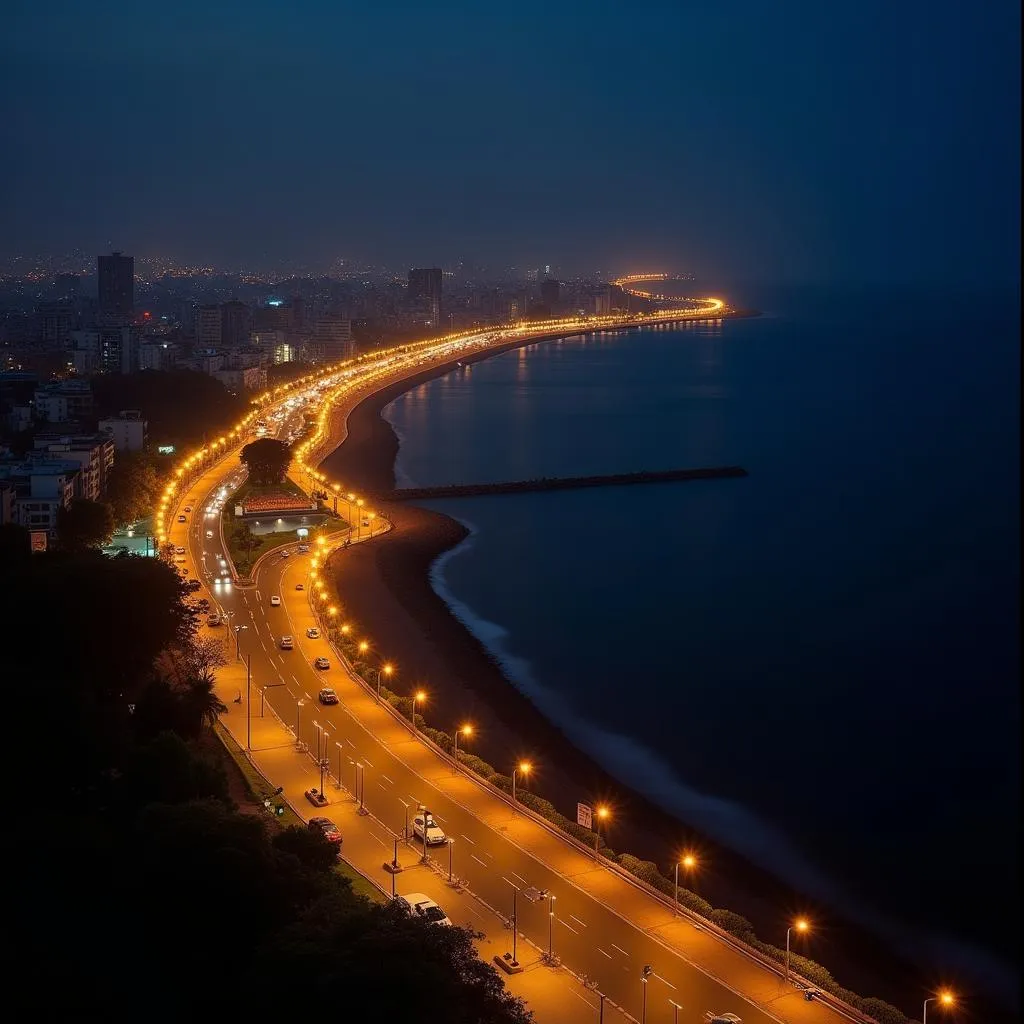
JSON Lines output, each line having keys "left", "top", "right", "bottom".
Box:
{"left": 317, "top": 323, "right": 999, "bottom": 1018}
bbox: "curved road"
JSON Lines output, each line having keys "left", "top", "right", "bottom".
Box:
{"left": 166, "top": 321, "right": 857, "bottom": 1024}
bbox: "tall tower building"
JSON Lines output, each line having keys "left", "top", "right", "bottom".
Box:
{"left": 195, "top": 305, "right": 223, "bottom": 348}
{"left": 408, "top": 267, "right": 443, "bottom": 328}
{"left": 97, "top": 251, "right": 134, "bottom": 317}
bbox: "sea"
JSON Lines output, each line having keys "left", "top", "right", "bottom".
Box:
{"left": 382, "top": 284, "right": 1020, "bottom": 1003}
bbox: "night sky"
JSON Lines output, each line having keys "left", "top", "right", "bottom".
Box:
{"left": 2, "top": 0, "right": 1019, "bottom": 283}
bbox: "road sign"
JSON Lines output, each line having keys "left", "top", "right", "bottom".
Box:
{"left": 30, "top": 531, "right": 47, "bottom": 552}
{"left": 577, "top": 802, "right": 592, "bottom": 830}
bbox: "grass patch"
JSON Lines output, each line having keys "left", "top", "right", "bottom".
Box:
{"left": 213, "top": 722, "right": 385, "bottom": 904}
{"left": 220, "top": 479, "right": 345, "bottom": 576}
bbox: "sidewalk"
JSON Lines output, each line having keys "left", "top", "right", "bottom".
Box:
{"left": 215, "top": 658, "right": 629, "bottom": 1024}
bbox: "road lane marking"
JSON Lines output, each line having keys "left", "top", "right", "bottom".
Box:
{"left": 570, "top": 914, "right": 588, "bottom": 929}
{"left": 611, "top": 943, "right": 630, "bottom": 957}
{"left": 571, "top": 991, "right": 596, "bottom": 1009}
{"left": 556, "top": 917, "right": 579, "bottom": 935}
{"left": 653, "top": 973, "right": 676, "bottom": 990}
{"left": 597, "top": 947, "right": 613, "bottom": 959}
{"left": 345, "top": 738, "right": 356, "bottom": 747}
{"left": 362, "top": 757, "right": 374, "bottom": 768}
{"left": 459, "top": 833, "right": 475, "bottom": 845}
{"left": 471, "top": 855, "right": 488, "bottom": 868}
{"left": 381, "top": 774, "right": 395, "bottom": 785}
{"left": 509, "top": 871, "right": 528, "bottom": 886}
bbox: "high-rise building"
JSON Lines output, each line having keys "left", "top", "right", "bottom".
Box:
{"left": 220, "top": 300, "right": 252, "bottom": 348}
{"left": 408, "top": 268, "right": 443, "bottom": 328}
{"left": 195, "top": 305, "right": 223, "bottom": 348}
{"left": 97, "top": 251, "right": 134, "bottom": 317}
{"left": 540, "top": 278, "right": 561, "bottom": 311}
{"left": 314, "top": 315, "right": 353, "bottom": 363}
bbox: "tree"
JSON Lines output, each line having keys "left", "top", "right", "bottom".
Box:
{"left": 240, "top": 438, "right": 292, "bottom": 485}
{"left": 181, "top": 669, "right": 228, "bottom": 735}
{"left": 0, "top": 522, "right": 31, "bottom": 566}
{"left": 104, "top": 453, "right": 161, "bottom": 527}
{"left": 57, "top": 498, "right": 115, "bottom": 550}
{"left": 272, "top": 825, "right": 342, "bottom": 873}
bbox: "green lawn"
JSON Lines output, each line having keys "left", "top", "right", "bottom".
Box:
{"left": 220, "top": 479, "right": 344, "bottom": 576}
{"left": 214, "top": 722, "right": 386, "bottom": 904}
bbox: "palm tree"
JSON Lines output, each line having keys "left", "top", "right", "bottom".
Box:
{"left": 184, "top": 669, "right": 227, "bottom": 734}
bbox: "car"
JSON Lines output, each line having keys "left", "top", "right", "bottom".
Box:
{"left": 297, "top": 544, "right": 309, "bottom": 552}
{"left": 295, "top": 583, "right": 304, "bottom": 591}
{"left": 280, "top": 636, "right": 294, "bottom": 650}
{"left": 184, "top": 506, "right": 192, "bottom": 512}
{"left": 206, "top": 530, "right": 214, "bottom": 539}
{"left": 196, "top": 598, "right": 210, "bottom": 609}
{"left": 174, "top": 545, "right": 186, "bottom": 554}
{"left": 177, "top": 515, "right": 186, "bottom": 523}
{"left": 306, "top": 627, "right": 320, "bottom": 639}
{"left": 318, "top": 688, "right": 339, "bottom": 705}
{"left": 314, "top": 657, "right": 330, "bottom": 670}
{"left": 361, "top": 518, "right": 370, "bottom": 527}
{"left": 270, "top": 595, "right": 281, "bottom": 606}
{"left": 412, "top": 811, "right": 446, "bottom": 845}
{"left": 187, "top": 579, "right": 202, "bottom": 591}
{"left": 308, "top": 816, "right": 343, "bottom": 845}
{"left": 280, "top": 550, "right": 290, "bottom": 558}
{"left": 703, "top": 1015, "right": 743, "bottom": 1024}
{"left": 207, "top": 613, "right": 221, "bottom": 626}
{"left": 399, "top": 892, "right": 452, "bottom": 926}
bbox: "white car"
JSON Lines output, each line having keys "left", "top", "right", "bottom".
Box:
{"left": 397, "top": 893, "right": 452, "bottom": 926}
{"left": 314, "top": 657, "right": 330, "bottom": 670}
{"left": 206, "top": 530, "right": 214, "bottom": 539}
{"left": 306, "top": 627, "right": 320, "bottom": 639}
{"left": 280, "top": 636, "right": 294, "bottom": 650}
{"left": 175, "top": 546, "right": 186, "bottom": 554}
{"left": 184, "top": 506, "right": 192, "bottom": 512}
{"left": 704, "top": 1015, "right": 742, "bottom": 1024}
{"left": 270, "top": 595, "right": 281, "bottom": 607}
{"left": 412, "top": 812, "right": 446, "bottom": 846}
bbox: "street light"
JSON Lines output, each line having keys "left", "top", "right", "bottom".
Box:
{"left": 453, "top": 724, "right": 473, "bottom": 772}
{"left": 594, "top": 804, "right": 610, "bottom": 860}
{"left": 641, "top": 964, "right": 653, "bottom": 1024}
{"left": 447, "top": 837, "right": 455, "bottom": 883}
{"left": 377, "top": 662, "right": 394, "bottom": 700}
{"left": 546, "top": 892, "right": 557, "bottom": 963}
{"left": 412, "top": 690, "right": 426, "bottom": 732}
{"left": 511, "top": 761, "right": 531, "bottom": 804}
{"left": 923, "top": 991, "right": 956, "bottom": 1024}
{"left": 669, "top": 1000, "right": 683, "bottom": 1024}
{"left": 674, "top": 851, "right": 698, "bottom": 916}
{"left": 294, "top": 698, "right": 305, "bottom": 746}
{"left": 785, "top": 918, "right": 810, "bottom": 983}
{"left": 334, "top": 741, "right": 345, "bottom": 790}
{"left": 260, "top": 681, "right": 285, "bottom": 717}
{"left": 399, "top": 798, "right": 411, "bottom": 844}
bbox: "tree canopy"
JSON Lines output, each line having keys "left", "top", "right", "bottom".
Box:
{"left": 56, "top": 497, "right": 115, "bottom": 550}
{"left": 103, "top": 452, "right": 162, "bottom": 527}
{"left": 240, "top": 437, "right": 292, "bottom": 485}
{"left": 9, "top": 543, "right": 533, "bottom": 1023}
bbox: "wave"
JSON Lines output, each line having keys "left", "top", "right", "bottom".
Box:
{"left": 428, "top": 514, "right": 1019, "bottom": 1008}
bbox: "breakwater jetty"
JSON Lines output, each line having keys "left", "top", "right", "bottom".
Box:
{"left": 388, "top": 466, "right": 748, "bottom": 501}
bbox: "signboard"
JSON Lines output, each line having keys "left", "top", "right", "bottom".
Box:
{"left": 30, "top": 531, "right": 48, "bottom": 552}
{"left": 296, "top": 528, "right": 309, "bottom": 538}
{"left": 157, "top": 445, "right": 176, "bottom": 455}
{"left": 577, "top": 802, "right": 592, "bottom": 830}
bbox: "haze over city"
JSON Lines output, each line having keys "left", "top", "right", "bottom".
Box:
{"left": 2, "top": 0, "right": 1019, "bottom": 284}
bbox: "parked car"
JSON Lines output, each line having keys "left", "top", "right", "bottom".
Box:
{"left": 184, "top": 506, "right": 192, "bottom": 512}
{"left": 174, "top": 546, "right": 185, "bottom": 554}
{"left": 295, "top": 583, "right": 304, "bottom": 591}
{"left": 399, "top": 892, "right": 452, "bottom": 926}
{"left": 306, "top": 627, "right": 320, "bottom": 639}
{"left": 280, "top": 636, "right": 294, "bottom": 650}
{"left": 177, "top": 515, "right": 186, "bottom": 523}
{"left": 187, "top": 579, "right": 202, "bottom": 591}
{"left": 318, "top": 688, "right": 339, "bottom": 705}
{"left": 314, "top": 657, "right": 330, "bottom": 670}
{"left": 412, "top": 812, "right": 446, "bottom": 845}
{"left": 207, "top": 614, "right": 221, "bottom": 626}
{"left": 308, "top": 816, "right": 343, "bottom": 845}
{"left": 270, "top": 595, "right": 281, "bottom": 607}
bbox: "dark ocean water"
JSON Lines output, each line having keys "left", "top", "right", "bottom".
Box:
{"left": 383, "top": 285, "right": 1020, "bottom": 1000}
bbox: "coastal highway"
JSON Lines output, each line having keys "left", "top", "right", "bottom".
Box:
{"left": 165, "top": 397, "right": 856, "bottom": 1024}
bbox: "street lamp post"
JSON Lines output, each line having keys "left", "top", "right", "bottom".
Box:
{"left": 334, "top": 741, "right": 345, "bottom": 790}
{"left": 923, "top": 991, "right": 956, "bottom": 1024}
{"left": 260, "top": 681, "right": 285, "bottom": 717}
{"left": 377, "top": 662, "right": 393, "bottom": 701}
{"left": 399, "top": 798, "right": 410, "bottom": 844}
{"left": 412, "top": 690, "right": 426, "bottom": 732}
{"left": 785, "top": 918, "right": 810, "bottom": 984}
{"left": 447, "top": 838, "right": 455, "bottom": 884}
{"left": 245, "top": 651, "right": 252, "bottom": 750}
{"left": 641, "top": 965, "right": 653, "bottom": 1024}
{"left": 511, "top": 761, "right": 531, "bottom": 805}
{"left": 453, "top": 724, "right": 473, "bottom": 773}
{"left": 594, "top": 805, "right": 610, "bottom": 860}
{"left": 547, "top": 893, "right": 556, "bottom": 963}
{"left": 674, "top": 852, "right": 697, "bottom": 916}
{"left": 294, "top": 699, "right": 305, "bottom": 746}
{"left": 233, "top": 623, "right": 247, "bottom": 660}
{"left": 508, "top": 884, "right": 520, "bottom": 968}
{"left": 669, "top": 999, "right": 682, "bottom": 1024}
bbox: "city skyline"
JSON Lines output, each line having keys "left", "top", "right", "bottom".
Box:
{"left": 2, "top": 0, "right": 1019, "bottom": 287}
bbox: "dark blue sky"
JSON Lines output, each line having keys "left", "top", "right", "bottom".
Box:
{"left": 2, "top": 0, "right": 1019, "bottom": 283}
